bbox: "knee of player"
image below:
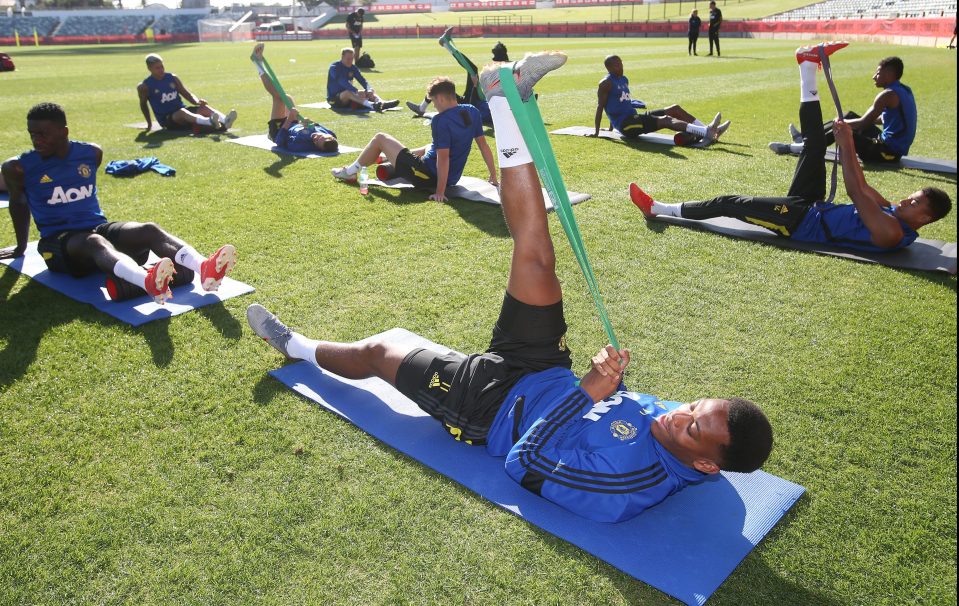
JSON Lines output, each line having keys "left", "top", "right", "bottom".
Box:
{"left": 82, "top": 233, "right": 113, "bottom": 254}
{"left": 516, "top": 244, "right": 557, "bottom": 273}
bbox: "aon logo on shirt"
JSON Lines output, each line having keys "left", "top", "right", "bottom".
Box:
{"left": 47, "top": 184, "right": 94, "bottom": 204}
{"left": 160, "top": 91, "right": 178, "bottom": 104}
{"left": 618, "top": 90, "right": 631, "bottom": 102}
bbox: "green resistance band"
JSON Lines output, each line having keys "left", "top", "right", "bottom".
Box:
{"left": 253, "top": 55, "right": 316, "bottom": 127}
{"left": 498, "top": 66, "right": 620, "bottom": 351}
{"left": 444, "top": 38, "right": 486, "bottom": 102}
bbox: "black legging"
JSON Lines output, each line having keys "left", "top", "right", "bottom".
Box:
{"left": 708, "top": 28, "right": 720, "bottom": 55}
{"left": 688, "top": 33, "right": 699, "bottom": 55}
{"left": 680, "top": 101, "right": 827, "bottom": 236}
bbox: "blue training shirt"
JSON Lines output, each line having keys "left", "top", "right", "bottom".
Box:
{"left": 421, "top": 104, "right": 484, "bottom": 185}
{"left": 19, "top": 141, "right": 107, "bottom": 239}
{"left": 879, "top": 80, "right": 917, "bottom": 157}
{"left": 326, "top": 61, "right": 369, "bottom": 101}
{"left": 791, "top": 202, "right": 918, "bottom": 252}
{"left": 486, "top": 367, "right": 707, "bottom": 523}
{"left": 275, "top": 122, "right": 337, "bottom": 153}
{"left": 602, "top": 73, "right": 638, "bottom": 133}
{"left": 141, "top": 73, "right": 184, "bottom": 122}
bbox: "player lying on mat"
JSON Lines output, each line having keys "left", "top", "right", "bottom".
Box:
{"left": 630, "top": 43, "right": 951, "bottom": 253}
{"left": 251, "top": 43, "right": 338, "bottom": 153}
{"left": 327, "top": 48, "right": 399, "bottom": 113}
{"left": 138, "top": 53, "right": 237, "bottom": 133}
{"left": 331, "top": 76, "right": 498, "bottom": 202}
{"left": 772, "top": 56, "right": 917, "bottom": 164}
{"left": 406, "top": 27, "right": 495, "bottom": 127}
{"left": 0, "top": 103, "right": 237, "bottom": 304}
{"left": 593, "top": 55, "right": 730, "bottom": 145}
{"left": 249, "top": 52, "right": 773, "bottom": 523}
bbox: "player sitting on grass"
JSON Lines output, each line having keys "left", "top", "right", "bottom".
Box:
{"left": 593, "top": 55, "right": 730, "bottom": 145}
{"left": 405, "top": 27, "right": 494, "bottom": 127}
{"left": 0, "top": 103, "right": 237, "bottom": 304}
{"left": 331, "top": 76, "right": 497, "bottom": 202}
{"left": 327, "top": 48, "right": 399, "bottom": 113}
{"left": 251, "top": 43, "right": 338, "bottom": 153}
{"left": 249, "top": 52, "right": 773, "bottom": 523}
{"left": 137, "top": 53, "right": 237, "bottom": 133}
{"left": 773, "top": 56, "right": 917, "bottom": 164}
{"left": 630, "top": 43, "right": 951, "bottom": 253}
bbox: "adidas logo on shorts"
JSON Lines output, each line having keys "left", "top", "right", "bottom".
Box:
{"left": 501, "top": 148, "right": 519, "bottom": 158}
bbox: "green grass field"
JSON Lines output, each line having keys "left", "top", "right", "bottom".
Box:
{"left": 0, "top": 37, "right": 955, "bottom": 605}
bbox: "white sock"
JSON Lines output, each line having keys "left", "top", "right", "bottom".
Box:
{"left": 488, "top": 96, "right": 533, "bottom": 168}
{"left": 112, "top": 257, "right": 148, "bottom": 287}
{"left": 174, "top": 245, "right": 205, "bottom": 273}
{"left": 799, "top": 62, "right": 819, "bottom": 102}
{"left": 651, "top": 201, "right": 682, "bottom": 217}
{"left": 255, "top": 62, "right": 266, "bottom": 76}
{"left": 685, "top": 123, "right": 708, "bottom": 138}
{"left": 287, "top": 332, "right": 320, "bottom": 363}
{"left": 196, "top": 116, "right": 212, "bottom": 126}
{"left": 789, "top": 142, "right": 804, "bottom": 154}
{"left": 346, "top": 159, "right": 362, "bottom": 174}
{"left": 419, "top": 98, "right": 430, "bottom": 113}
{"left": 361, "top": 99, "right": 374, "bottom": 109}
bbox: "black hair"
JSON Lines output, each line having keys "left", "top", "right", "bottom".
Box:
{"left": 27, "top": 102, "right": 67, "bottom": 127}
{"left": 922, "top": 186, "right": 952, "bottom": 221}
{"left": 721, "top": 397, "right": 773, "bottom": 473}
{"left": 878, "top": 56, "right": 904, "bottom": 80}
{"left": 320, "top": 138, "right": 339, "bottom": 153}
{"left": 492, "top": 42, "right": 510, "bottom": 62}
{"left": 604, "top": 55, "right": 621, "bottom": 69}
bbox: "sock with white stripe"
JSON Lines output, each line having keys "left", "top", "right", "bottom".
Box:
{"left": 488, "top": 96, "right": 533, "bottom": 168}
{"left": 287, "top": 332, "right": 321, "bottom": 363}
{"left": 174, "top": 245, "right": 205, "bottom": 273}
{"left": 112, "top": 257, "right": 148, "bottom": 287}
{"left": 799, "top": 62, "right": 820, "bottom": 102}
{"left": 652, "top": 201, "right": 683, "bottom": 217}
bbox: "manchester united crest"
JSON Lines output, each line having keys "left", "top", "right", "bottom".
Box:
{"left": 77, "top": 164, "right": 91, "bottom": 178}
{"left": 610, "top": 420, "right": 637, "bottom": 441}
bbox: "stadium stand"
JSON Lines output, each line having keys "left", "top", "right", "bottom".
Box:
{"left": 54, "top": 14, "right": 152, "bottom": 37}
{"left": 152, "top": 13, "right": 206, "bottom": 35}
{"left": 0, "top": 16, "right": 59, "bottom": 37}
{"left": 767, "top": 0, "right": 956, "bottom": 20}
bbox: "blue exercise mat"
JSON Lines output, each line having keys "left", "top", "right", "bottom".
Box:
{"left": 0, "top": 191, "right": 8, "bottom": 209}
{"left": 0, "top": 242, "right": 254, "bottom": 326}
{"left": 269, "top": 328, "right": 805, "bottom": 606}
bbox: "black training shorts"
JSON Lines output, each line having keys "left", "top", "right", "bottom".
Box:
{"left": 618, "top": 109, "right": 666, "bottom": 138}
{"left": 267, "top": 118, "right": 286, "bottom": 142}
{"left": 394, "top": 148, "right": 438, "bottom": 189}
{"left": 37, "top": 221, "right": 145, "bottom": 277}
{"left": 394, "top": 292, "right": 572, "bottom": 445}
{"left": 156, "top": 105, "right": 200, "bottom": 130}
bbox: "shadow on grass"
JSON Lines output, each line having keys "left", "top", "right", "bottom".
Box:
{"left": 196, "top": 304, "right": 243, "bottom": 340}
{"left": 252, "top": 372, "right": 287, "bottom": 405}
{"left": 0, "top": 272, "right": 174, "bottom": 388}
{"left": 263, "top": 151, "right": 297, "bottom": 178}
{"left": 135, "top": 128, "right": 237, "bottom": 150}
{"left": 0, "top": 266, "right": 254, "bottom": 386}
{"left": 861, "top": 164, "right": 957, "bottom": 186}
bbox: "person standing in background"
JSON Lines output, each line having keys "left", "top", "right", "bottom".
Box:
{"left": 688, "top": 10, "right": 702, "bottom": 56}
{"left": 708, "top": 1, "right": 722, "bottom": 57}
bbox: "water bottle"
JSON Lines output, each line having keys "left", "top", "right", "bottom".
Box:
{"left": 359, "top": 165, "right": 369, "bottom": 195}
